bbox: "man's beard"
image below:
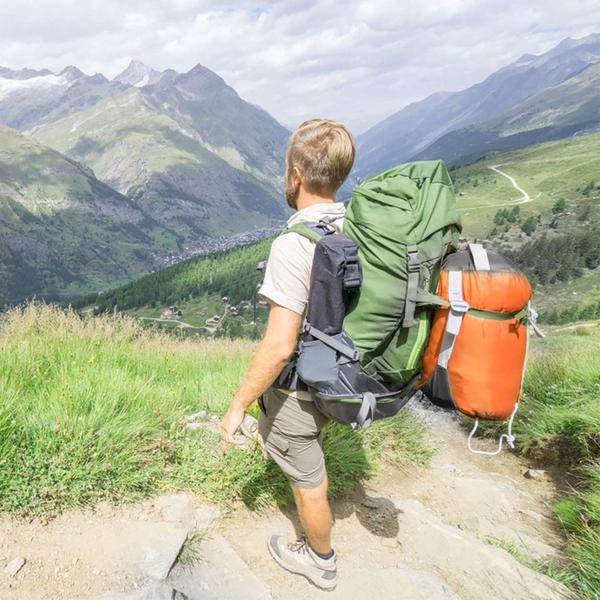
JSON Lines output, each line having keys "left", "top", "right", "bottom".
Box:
{"left": 285, "top": 180, "right": 299, "bottom": 210}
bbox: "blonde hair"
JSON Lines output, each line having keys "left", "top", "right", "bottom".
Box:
{"left": 284, "top": 118, "right": 355, "bottom": 208}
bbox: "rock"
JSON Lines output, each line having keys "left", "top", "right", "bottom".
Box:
{"left": 184, "top": 422, "right": 203, "bottom": 431}
{"left": 155, "top": 494, "right": 195, "bottom": 527}
{"left": 193, "top": 505, "right": 220, "bottom": 530}
{"left": 140, "top": 526, "right": 188, "bottom": 580}
{"left": 168, "top": 534, "right": 272, "bottom": 600}
{"left": 361, "top": 497, "right": 384, "bottom": 509}
{"left": 523, "top": 469, "right": 548, "bottom": 481}
{"left": 184, "top": 411, "right": 207, "bottom": 423}
{"left": 476, "top": 517, "right": 559, "bottom": 560}
{"left": 334, "top": 566, "right": 461, "bottom": 599}
{"left": 0, "top": 552, "right": 6, "bottom": 561}
{"left": 436, "top": 463, "right": 459, "bottom": 473}
{"left": 185, "top": 417, "right": 220, "bottom": 435}
{"left": 91, "top": 582, "right": 189, "bottom": 600}
{"left": 391, "top": 499, "right": 571, "bottom": 599}
{"left": 4, "top": 557, "right": 26, "bottom": 577}
{"left": 518, "top": 509, "right": 546, "bottom": 523}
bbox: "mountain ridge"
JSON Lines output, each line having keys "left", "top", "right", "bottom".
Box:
{"left": 30, "top": 62, "right": 290, "bottom": 241}
{"left": 355, "top": 33, "right": 600, "bottom": 175}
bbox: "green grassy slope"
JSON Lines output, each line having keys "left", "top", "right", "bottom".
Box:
{"left": 0, "top": 125, "right": 179, "bottom": 304}
{"left": 0, "top": 304, "right": 431, "bottom": 516}
{"left": 450, "top": 132, "right": 600, "bottom": 316}
{"left": 74, "top": 236, "right": 274, "bottom": 335}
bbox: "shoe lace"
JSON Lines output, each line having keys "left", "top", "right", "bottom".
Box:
{"left": 288, "top": 536, "right": 309, "bottom": 555}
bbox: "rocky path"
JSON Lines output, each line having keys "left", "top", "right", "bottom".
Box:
{"left": 0, "top": 403, "right": 573, "bottom": 599}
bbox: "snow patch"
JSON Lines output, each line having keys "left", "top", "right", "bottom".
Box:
{"left": 0, "top": 73, "right": 68, "bottom": 100}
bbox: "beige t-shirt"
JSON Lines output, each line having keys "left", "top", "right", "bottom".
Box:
{"left": 259, "top": 202, "right": 346, "bottom": 399}
{"left": 259, "top": 202, "right": 346, "bottom": 315}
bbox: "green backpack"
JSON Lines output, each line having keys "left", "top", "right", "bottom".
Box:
{"left": 277, "top": 160, "right": 462, "bottom": 428}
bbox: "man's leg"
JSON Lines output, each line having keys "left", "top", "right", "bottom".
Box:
{"left": 259, "top": 389, "right": 337, "bottom": 589}
{"left": 291, "top": 478, "right": 332, "bottom": 554}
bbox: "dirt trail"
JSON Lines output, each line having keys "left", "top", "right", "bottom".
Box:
{"left": 459, "top": 164, "right": 540, "bottom": 212}
{"left": 488, "top": 165, "right": 531, "bottom": 204}
{"left": 0, "top": 402, "right": 573, "bottom": 599}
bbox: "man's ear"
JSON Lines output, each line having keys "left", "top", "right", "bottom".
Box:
{"left": 292, "top": 166, "right": 303, "bottom": 187}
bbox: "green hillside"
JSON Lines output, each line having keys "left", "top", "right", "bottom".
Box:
{"left": 74, "top": 236, "right": 273, "bottom": 336}
{"left": 0, "top": 125, "right": 178, "bottom": 304}
{"left": 450, "top": 132, "right": 600, "bottom": 317}
{"left": 79, "top": 132, "right": 600, "bottom": 329}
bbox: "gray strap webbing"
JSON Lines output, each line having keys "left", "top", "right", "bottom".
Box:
{"left": 403, "top": 245, "right": 420, "bottom": 328}
{"left": 438, "top": 271, "right": 468, "bottom": 369}
{"left": 303, "top": 322, "right": 360, "bottom": 362}
{"left": 468, "top": 243, "right": 491, "bottom": 271}
{"left": 353, "top": 392, "right": 377, "bottom": 429}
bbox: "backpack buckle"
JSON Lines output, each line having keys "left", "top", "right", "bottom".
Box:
{"left": 407, "top": 251, "right": 420, "bottom": 272}
{"left": 450, "top": 299, "right": 470, "bottom": 313}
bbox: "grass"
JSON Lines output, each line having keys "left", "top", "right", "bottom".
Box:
{"left": 478, "top": 330, "right": 600, "bottom": 598}
{"left": 177, "top": 529, "right": 206, "bottom": 567}
{"left": 0, "top": 304, "right": 432, "bottom": 518}
{"left": 484, "top": 536, "right": 574, "bottom": 588}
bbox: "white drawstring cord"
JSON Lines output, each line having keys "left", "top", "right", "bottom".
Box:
{"left": 467, "top": 403, "right": 519, "bottom": 456}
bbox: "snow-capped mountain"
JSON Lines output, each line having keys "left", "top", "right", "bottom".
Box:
{"left": 113, "top": 59, "right": 162, "bottom": 87}
{"left": 0, "top": 65, "right": 128, "bottom": 131}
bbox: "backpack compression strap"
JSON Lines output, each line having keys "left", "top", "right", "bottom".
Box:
{"left": 283, "top": 219, "right": 335, "bottom": 242}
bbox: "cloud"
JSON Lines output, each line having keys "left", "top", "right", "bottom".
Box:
{"left": 0, "top": 0, "right": 599, "bottom": 133}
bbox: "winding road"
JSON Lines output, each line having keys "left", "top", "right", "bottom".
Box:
{"left": 488, "top": 164, "right": 531, "bottom": 204}
{"left": 458, "top": 164, "right": 539, "bottom": 212}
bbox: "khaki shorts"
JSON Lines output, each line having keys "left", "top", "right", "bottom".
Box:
{"left": 258, "top": 388, "right": 330, "bottom": 489}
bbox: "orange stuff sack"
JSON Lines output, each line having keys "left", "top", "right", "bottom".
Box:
{"left": 420, "top": 244, "right": 533, "bottom": 423}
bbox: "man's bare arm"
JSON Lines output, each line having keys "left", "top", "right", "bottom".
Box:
{"left": 220, "top": 303, "right": 302, "bottom": 443}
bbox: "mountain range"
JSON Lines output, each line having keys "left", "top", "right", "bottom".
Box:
{"left": 31, "top": 63, "right": 289, "bottom": 241}
{"left": 0, "top": 124, "right": 172, "bottom": 302}
{"left": 356, "top": 33, "right": 600, "bottom": 174}
{"left": 0, "top": 60, "right": 290, "bottom": 303}
{"left": 0, "top": 34, "right": 599, "bottom": 304}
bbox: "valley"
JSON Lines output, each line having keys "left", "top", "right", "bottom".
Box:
{"left": 84, "top": 132, "right": 600, "bottom": 334}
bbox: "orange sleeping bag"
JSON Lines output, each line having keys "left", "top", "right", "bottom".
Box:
{"left": 420, "top": 243, "right": 533, "bottom": 426}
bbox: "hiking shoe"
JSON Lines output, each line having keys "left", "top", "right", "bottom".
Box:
{"left": 268, "top": 535, "right": 337, "bottom": 590}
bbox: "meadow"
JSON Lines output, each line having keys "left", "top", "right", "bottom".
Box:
{"left": 0, "top": 304, "right": 430, "bottom": 517}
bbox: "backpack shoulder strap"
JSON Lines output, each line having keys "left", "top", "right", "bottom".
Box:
{"left": 281, "top": 221, "right": 333, "bottom": 243}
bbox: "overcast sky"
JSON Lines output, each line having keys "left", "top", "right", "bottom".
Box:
{"left": 0, "top": 1, "right": 599, "bottom": 133}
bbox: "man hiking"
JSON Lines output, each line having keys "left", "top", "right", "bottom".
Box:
{"left": 220, "top": 118, "right": 355, "bottom": 591}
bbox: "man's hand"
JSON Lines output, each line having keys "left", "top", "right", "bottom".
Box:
{"left": 220, "top": 303, "right": 301, "bottom": 445}
{"left": 220, "top": 402, "right": 246, "bottom": 444}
